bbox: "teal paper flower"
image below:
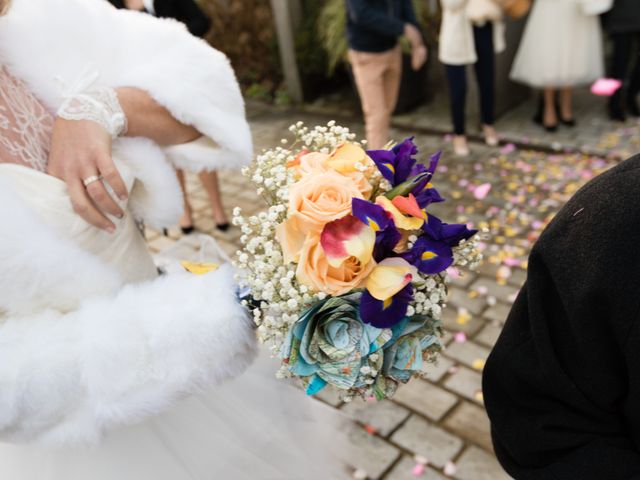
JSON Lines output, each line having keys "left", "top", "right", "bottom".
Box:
{"left": 281, "top": 293, "right": 392, "bottom": 395}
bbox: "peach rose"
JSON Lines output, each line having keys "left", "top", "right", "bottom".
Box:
{"left": 276, "top": 171, "right": 363, "bottom": 263}
{"left": 296, "top": 234, "right": 375, "bottom": 296}
{"left": 295, "top": 152, "right": 330, "bottom": 178}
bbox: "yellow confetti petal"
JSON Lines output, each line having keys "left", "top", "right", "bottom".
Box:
{"left": 472, "top": 359, "right": 486, "bottom": 371}
{"left": 181, "top": 261, "right": 220, "bottom": 275}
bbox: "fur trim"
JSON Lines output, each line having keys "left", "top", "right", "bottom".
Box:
{"left": 164, "top": 135, "right": 237, "bottom": 173}
{"left": 0, "top": 0, "right": 253, "bottom": 171}
{"left": 0, "top": 177, "right": 256, "bottom": 446}
{"left": 114, "top": 138, "right": 184, "bottom": 229}
{"left": 0, "top": 264, "right": 256, "bottom": 446}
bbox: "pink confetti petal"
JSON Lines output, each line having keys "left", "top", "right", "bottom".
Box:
{"left": 500, "top": 143, "right": 516, "bottom": 155}
{"left": 473, "top": 183, "right": 492, "bottom": 200}
{"left": 411, "top": 464, "right": 426, "bottom": 477}
{"left": 454, "top": 332, "right": 467, "bottom": 343}
{"left": 591, "top": 78, "right": 622, "bottom": 96}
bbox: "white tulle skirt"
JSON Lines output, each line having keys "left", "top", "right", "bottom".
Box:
{"left": 0, "top": 164, "right": 347, "bottom": 480}
{"left": 510, "top": 0, "right": 604, "bottom": 88}
{"left": 0, "top": 352, "right": 346, "bottom": 480}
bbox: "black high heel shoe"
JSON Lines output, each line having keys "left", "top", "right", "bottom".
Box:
{"left": 181, "top": 225, "right": 195, "bottom": 235}
{"left": 560, "top": 117, "right": 576, "bottom": 127}
{"left": 216, "top": 223, "right": 230, "bottom": 232}
{"left": 543, "top": 123, "right": 558, "bottom": 133}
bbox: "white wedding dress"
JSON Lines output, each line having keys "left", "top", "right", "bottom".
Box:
{"left": 510, "top": 0, "right": 604, "bottom": 88}
{"left": 0, "top": 67, "right": 347, "bottom": 480}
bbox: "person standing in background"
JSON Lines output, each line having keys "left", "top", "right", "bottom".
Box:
{"left": 603, "top": 0, "right": 640, "bottom": 121}
{"left": 510, "top": 0, "right": 604, "bottom": 132}
{"left": 109, "top": 0, "right": 230, "bottom": 233}
{"left": 346, "top": 0, "right": 427, "bottom": 150}
{"left": 438, "top": 0, "right": 505, "bottom": 157}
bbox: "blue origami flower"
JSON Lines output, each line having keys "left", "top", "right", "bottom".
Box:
{"left": 280, "top": 293, "right": 392, "bottom": 395}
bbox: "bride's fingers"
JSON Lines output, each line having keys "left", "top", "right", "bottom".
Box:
{"left": 68, "top": 178, "right": 115, "bottom": 232}
{"left": 97, "top": 153, "right": 128, "bottom": 202}
{"left": 85, "top": 178, "right": 125, "bottom": 219}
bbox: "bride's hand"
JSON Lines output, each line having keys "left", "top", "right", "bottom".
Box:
{"left": 47, "top": 117, "right": 128, "bottom": 233}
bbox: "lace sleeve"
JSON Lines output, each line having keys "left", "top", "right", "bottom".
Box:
{"left": 56, "top": 68, "right": 128, "bottom": 139}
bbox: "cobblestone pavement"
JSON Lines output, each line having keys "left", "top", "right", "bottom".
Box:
{"left": 146, "top": 99, "right": 640, "bottom": 480}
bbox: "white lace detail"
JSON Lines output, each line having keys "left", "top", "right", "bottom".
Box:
{"left": 0, "top": 66, "right": 54, "bottom": 171}
{"left": 57, "top": 68, "right": 128, "bottom": 139}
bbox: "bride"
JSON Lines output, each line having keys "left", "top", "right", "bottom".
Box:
{"left": 0, "top": 0, "right": 344, "bottom": 478}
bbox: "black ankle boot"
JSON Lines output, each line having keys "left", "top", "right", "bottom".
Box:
{"left": 609, "top": 89, "right": 626, "bottom": 121}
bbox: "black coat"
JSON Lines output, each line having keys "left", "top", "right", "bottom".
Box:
{"left": 107, "top": 0, "right": 210, "bottom": 38}
{"left": 483, "top": 154, "right": 640, "bottom": 479}
{"left": 603, "top": 0, "right": 640, "bottom": 34}
{"left": 346, "top": 0, "right": 419, "bottom": 52}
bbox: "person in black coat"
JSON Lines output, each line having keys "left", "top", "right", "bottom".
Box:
{"left": 603, "top": 0, "right": 640, "bottom": 121}
{"left": 108, "top": 0, "right": 210, "bottom": 38}
{"left": 483, "top": 153, "right": 640, "bottom": 479}
{"left": 345, "top": 0, "right": 427, "bottom": 149}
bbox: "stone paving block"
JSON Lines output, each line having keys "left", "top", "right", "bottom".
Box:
{"left": 392, "top": 379, "right": 458, "bottom": 422}
{"left": 482, "top": 303, "right": 511, "bottom": 325}
{"left": 507, "top": 268, "right": 527, "bottom": 288}
{"left": 469, "top": 279, "right": 519, "bottom": 306}
{"left": 447, "top": 271, "right": 477, "bottom": 289}
{"left": 391, "top": 415, "right": 463, "bottom": 469}
{"left": 443, "top": 341, "right": 491, "bottom": 370}
{"left": 421, "top": 357, "right": 455, "bottom": 383}
{"left": 314, "top": 386, "right": 343, "bottom": 407}
{"left": 342, "top": 398, "right": 411, "bottom": 437}
{"left": 454, "top": 446, "right": 513, "bottom": 480}
{"left": 442, "top": 401, "right": 493, "bottom": 452}
{"left": 441, "top": 306, "right": 484, "bottom": 337}
{"left": 447, "top": 287, "right": 486, "bottom": 316}
{"left": 443, "top": 367, "right": 483, "bottom": 405}
{"left": 475, "top": 324, "right": 502, "bottom": 348}
{"left": 347, "top": 426, "right": 402, "bottom": 480}
{"left": 385, "top": 455, "right": 448, "bottom": 480}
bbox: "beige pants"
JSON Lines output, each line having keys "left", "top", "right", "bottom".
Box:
{"left": 349, "top": 46, "right": 402, "bottom": 150}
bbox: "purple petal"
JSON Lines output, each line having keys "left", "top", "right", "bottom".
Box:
{"left": 352, "top": 198, "right": 392, "bottom": 232}
{"left": 360, "top": 284, "right": 413, "bottom": 328}
{"left": 367, "top": 149, "right": 396, "bottom": 183}
{"left": 411, "top": 237, "right": 454, "bottom": 274}
{"left": 373, "top": 227, "right": 402, "bottom": 261}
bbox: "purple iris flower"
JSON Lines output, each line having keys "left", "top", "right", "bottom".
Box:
{"left": 368, "top": 137, "right": 419, "bottom": 186}
{"left": 360, "top": 283, "right": 414, "bottom": 328}
{"left": 352, "top": 198, "right": 401, "bottom": 261}
{"left": 412, "top": 151, "right": 445, "bottom": 208}
{"left": 402, "top": 215, "right": 477, "bottom": 275}
{"left": 422, "top": 214, "right": 477, "bottom": 247}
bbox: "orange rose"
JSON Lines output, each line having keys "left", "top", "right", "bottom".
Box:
{"left": 296, "top": 234, "right": 375, "bottom": 296}
{"left": 276, "top": 171, "right": 363, "bottom": 263}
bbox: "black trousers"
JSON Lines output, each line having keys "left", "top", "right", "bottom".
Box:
{"left": 445, "top": 23, "right": 495, "bottom": 135}
{"left": 609, "top": 32, "right": 640, "bottom": 104}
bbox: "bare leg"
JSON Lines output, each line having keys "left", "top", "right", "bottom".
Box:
{"left": 198, "top": 171, "right": 229, "bottom": 228}
{"left": 176, "top": 169, "right": 194, "bottom": 230}
{"left": 559, "top": 87, "right": 574, "bottom": 122}
{"left": 543, "top": 88, "right": 558, "bottom": 130}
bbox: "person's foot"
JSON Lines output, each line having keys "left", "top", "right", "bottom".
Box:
{"left": 482, "top": 125, "right": 499, "bottom": 147}
{"left": 212, "top": 210, "right": 230, "bottom": 232}
{"left": 543, "top": 106, "right": 558, "bottom": 132}
{"left": 180, "top": 208, "right": 195, "bottom": 235}
{"left": 452, "top": 135, "right": 470, "bottom": 157}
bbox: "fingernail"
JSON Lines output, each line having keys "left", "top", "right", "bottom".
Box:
{"left": 106, "top": 226, "right": 115, "bottom": 234}
{"left": 119, "top": 194, "right": 128, "bottom": 201}
{"left": 117, "top": 213, "right": 124, "bottom": 219}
